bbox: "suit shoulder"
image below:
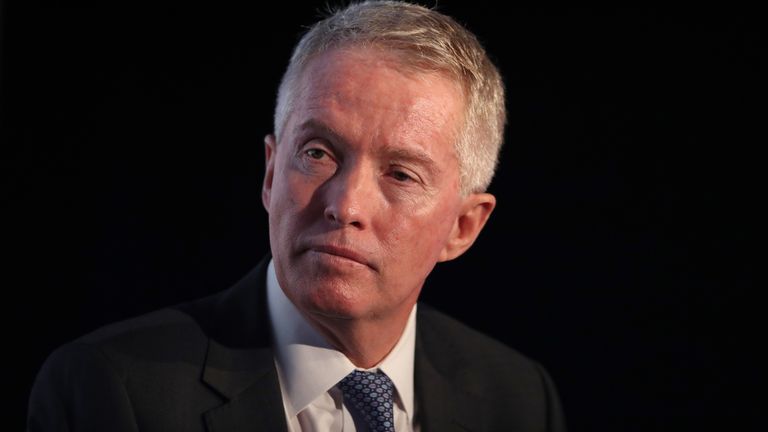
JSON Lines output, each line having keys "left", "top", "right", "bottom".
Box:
{"left": 60, "top": 293, "right": 219, "bottom": 371}
{"left": 417, "top": 304, "right": 568, "bottom": 431}
{"left": 417, "top": 304, "right": 532, "bottom": 360}
{"left": 417, "top": 303, "right": 547, "bottom": 385}
{"left": 28, "top": 299, "right": 220, "bottom": 430}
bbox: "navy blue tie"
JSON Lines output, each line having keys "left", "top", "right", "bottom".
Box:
{"left": 338, "top": 370, "right": 396, "bottom": 432}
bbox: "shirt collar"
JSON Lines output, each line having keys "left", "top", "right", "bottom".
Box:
{"left": 266, "top": 259, "right": 417, "bottom": 420}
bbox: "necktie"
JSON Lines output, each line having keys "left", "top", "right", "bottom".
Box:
{"left": 338, "top": 370, "right": 396, "bottom": 432}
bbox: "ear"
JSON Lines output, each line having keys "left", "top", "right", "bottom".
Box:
{"left": 261, "top": 134, "right": 277, "bottom": 212}
{"left": 438, "top": 192, "right": 496, "bottom": 262}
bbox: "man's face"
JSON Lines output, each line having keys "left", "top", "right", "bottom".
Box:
{"left": 263, "top": 47, "right": 491, "bottom": 324}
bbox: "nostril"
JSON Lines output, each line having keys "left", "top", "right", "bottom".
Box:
{"left": 324, "top": 207, "right": 338, "bottom": 222}
{"left": 324, "top": 205, "right": 364, "bottom": 229}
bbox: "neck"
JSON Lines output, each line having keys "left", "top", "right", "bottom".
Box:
{"left": 305, "top": 309, "right": 413, "bottom": 368}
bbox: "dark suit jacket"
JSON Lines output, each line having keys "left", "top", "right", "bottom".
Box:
{"left": 28, "top": 257, "right": 567, "bottom": 431}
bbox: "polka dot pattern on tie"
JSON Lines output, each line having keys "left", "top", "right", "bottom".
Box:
{"left": 338, "top": 370, "right": 396, "bottom": 432}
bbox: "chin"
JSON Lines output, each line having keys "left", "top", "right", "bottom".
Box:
{"left": 300, "top": 280, "right": 376, "bottom": 320}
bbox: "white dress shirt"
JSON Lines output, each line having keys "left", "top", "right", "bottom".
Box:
{"left": 266, "top": 260, "right": 418, "bottom": 432}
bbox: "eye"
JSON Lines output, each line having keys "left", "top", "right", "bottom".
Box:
{"left": 390, "top": 169, "right": 415, "bottom": 183}
{"left": 305, "top": 148, "right": 327, "bottom": 160}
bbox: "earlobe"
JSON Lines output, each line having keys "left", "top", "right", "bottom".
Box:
{"left": 262, "top": 134, "right": 277, "bottom": 211}
{"left": 438, "top": 193, "right": 496, "bottom": 262}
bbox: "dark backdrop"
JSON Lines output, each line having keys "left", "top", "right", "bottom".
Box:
{"left": 2, "top": 2, "right": 761, "bottom": 431}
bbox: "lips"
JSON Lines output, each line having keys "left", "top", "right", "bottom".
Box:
{"left": 307, "top": 244, "right": 375, "bottom": 270}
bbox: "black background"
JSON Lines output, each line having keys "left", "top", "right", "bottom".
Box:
{"left": 2, "top": 2, "right": 762, "bottom": 431}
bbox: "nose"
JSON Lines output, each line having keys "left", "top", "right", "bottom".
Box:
{"left": 323, "top": 164, "right": 375, "bottom": 229}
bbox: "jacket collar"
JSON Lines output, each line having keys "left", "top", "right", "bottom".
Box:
{"left": 198, "top": 257, "right": 289, "bottom": 432}
{"left": 414, "top": 306, "right": 489, "bottom": 432}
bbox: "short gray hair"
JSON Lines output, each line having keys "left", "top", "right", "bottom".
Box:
{"left": 274, "top": 0, "right": 506, "bottom": 194}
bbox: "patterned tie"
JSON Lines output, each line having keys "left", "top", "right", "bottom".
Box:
{"left": 338, "top": 370, "right": 396, "bottom": 432}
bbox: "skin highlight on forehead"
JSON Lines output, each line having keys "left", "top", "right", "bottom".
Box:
{"left": 288, "top": 47, "right": 464, "bottom": 141}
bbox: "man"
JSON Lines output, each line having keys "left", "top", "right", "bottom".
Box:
{"left": 28, "top": 1, "right": 567, "bottom": 431}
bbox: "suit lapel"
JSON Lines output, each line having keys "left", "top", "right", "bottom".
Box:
{"left": 415, "top": 308, "right": 488, "bottom": 432}
{"left": 202, "top": 341, "right": 286, "bottom": 431}
{"left": 198, "top": 257, "right": 289, "bottom": 432}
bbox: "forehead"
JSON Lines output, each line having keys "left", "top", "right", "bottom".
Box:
{"left": 289, "top": 47, "right": 466, "bottom": 155}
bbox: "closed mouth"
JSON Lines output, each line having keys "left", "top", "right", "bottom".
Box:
{"left": 308, "top": 244, "right": 375, "bottom": 270}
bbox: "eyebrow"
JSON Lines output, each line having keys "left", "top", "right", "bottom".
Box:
{"left": 297, "top": 119, "right": 348, "bottom": 147}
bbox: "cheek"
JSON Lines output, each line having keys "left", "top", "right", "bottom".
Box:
{"left": 381, "top": 204, "right": 456, "bottom": 262}
{"left": 272, "top": 158, "right": 314, "bottom": 210}
{"left": 269, "top": 167, "right": 304, "bottom": 233}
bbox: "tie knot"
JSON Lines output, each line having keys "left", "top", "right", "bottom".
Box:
{"left": 338, "top": 370, "right": 395, "bottom": 432}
